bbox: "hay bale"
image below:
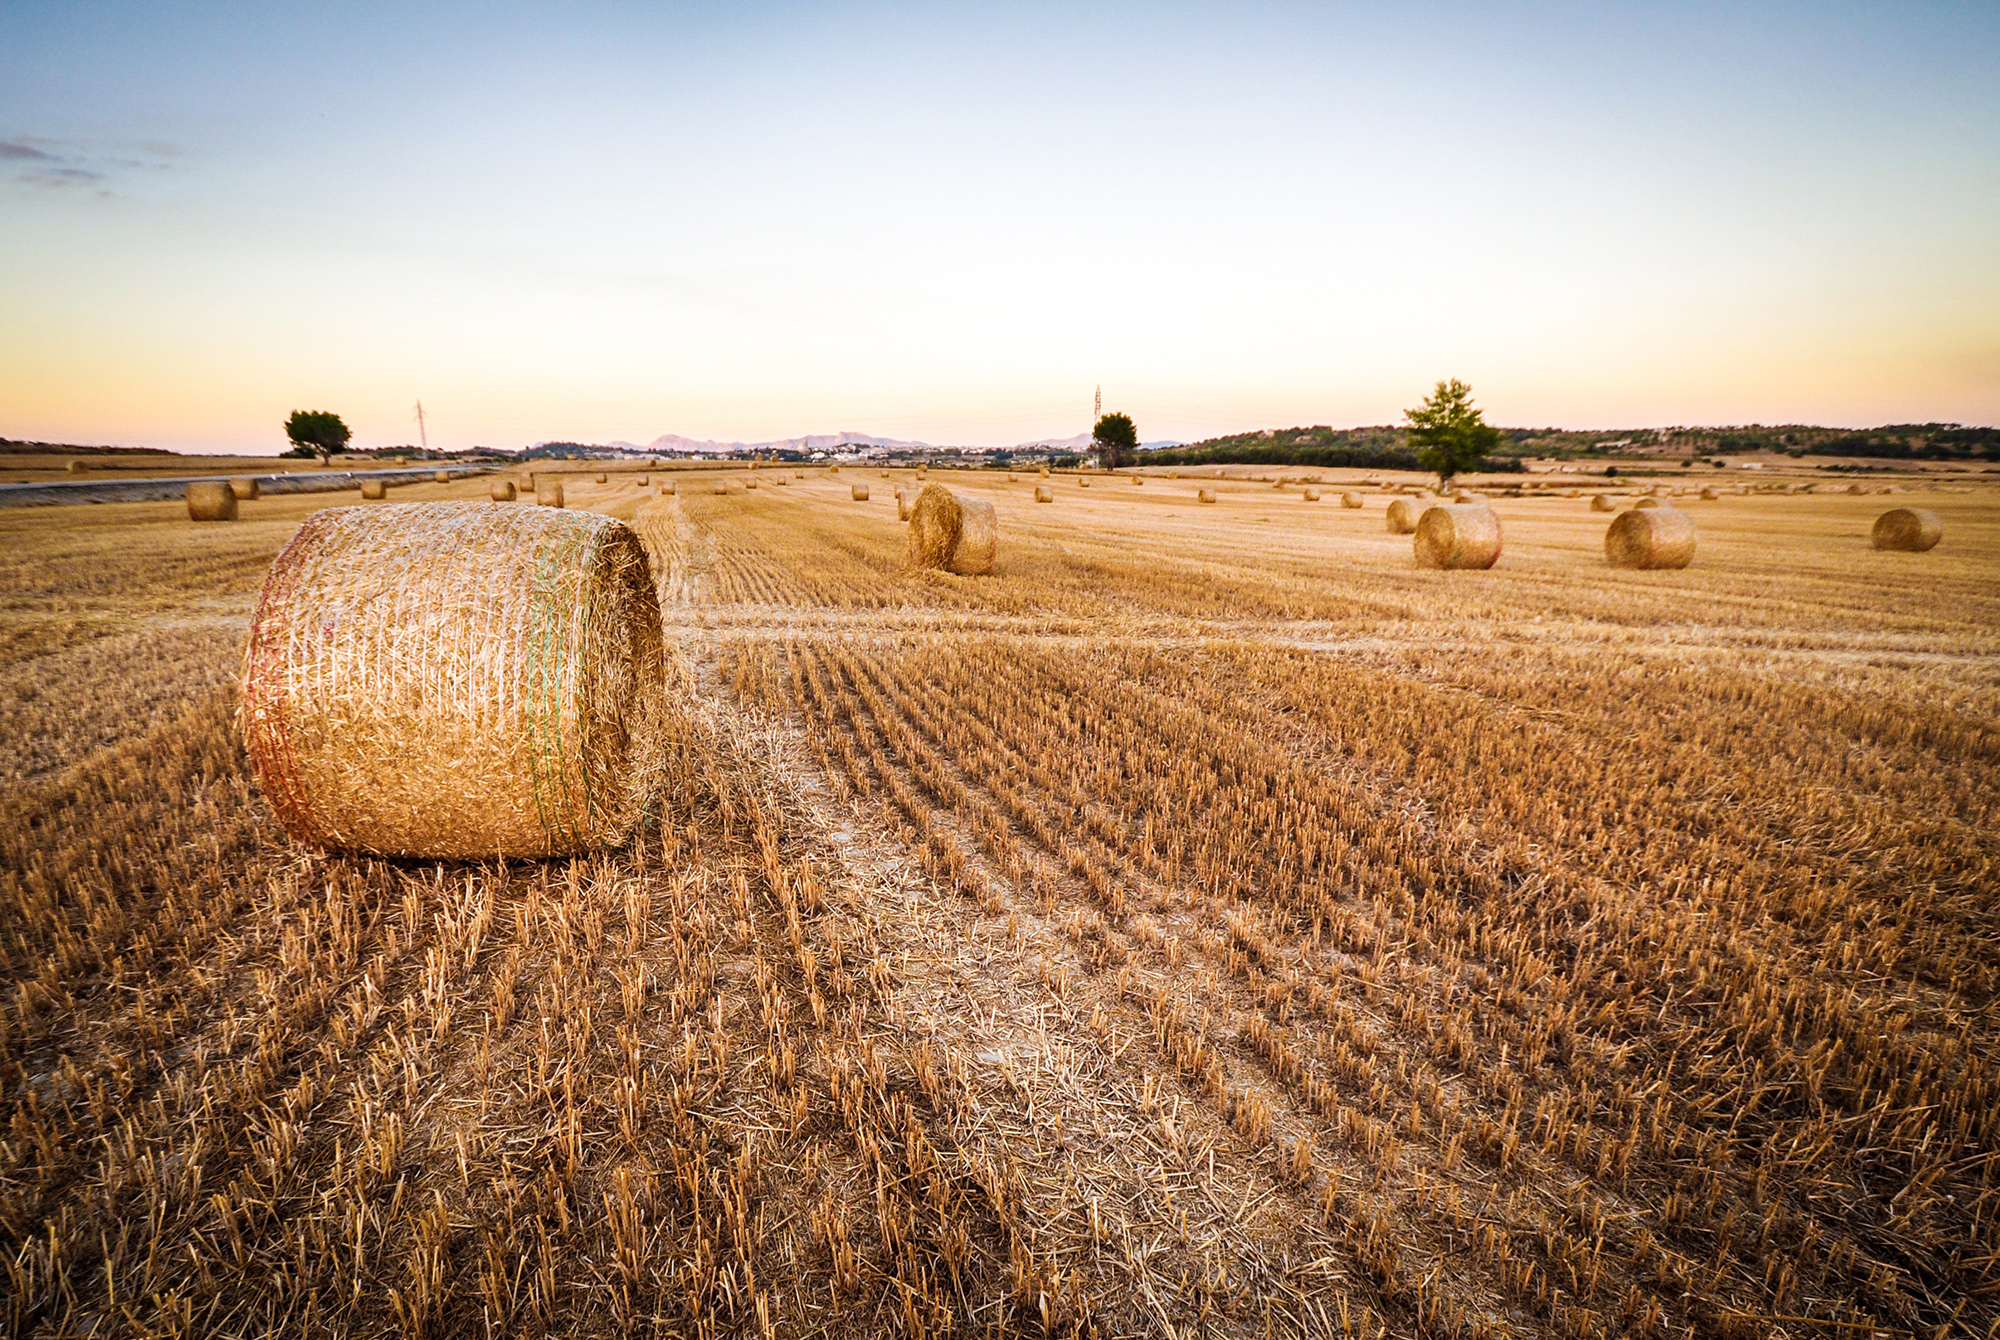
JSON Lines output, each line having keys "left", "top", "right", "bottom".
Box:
{"left": 186, "top": 481, "right": 238, "bottom": 521}
{"left": 1699, "top": 486, "right": 1718, "bottom": 500}
{"left": 1303, "top": 488, "right": 1320, "bottom": 502}
{"left": 1605, "top": 507, "right": 1696, "bottom": 569}
{"left": 434, "top": 470, "right": 450, "bottom": 484}
{"left": 1039, "top": 465, "right": 1050, "bottom": 476}
{"left": 1413, "top": 504, "right": 1502, "bottom": 569}
{"left": 1452, "top": 489, "right": 1474, "bottom": 504}
{"left": 1079, "top": 478, "right": 1091, "bottom": 488}
{"left": 663, "top": 481, "right": 677, "bottom": 496}
{"left": 1169, "top": 470, "right": 1182, "bottom": 479}
{"left": 773, "top": 477, "right": 788, "bottom": 486}
{"left": 907, "top": 484, "right": 997, "bottom": 574}
{"left": 490, "top": 480, "right": 518, "bottom": 502}
{"left": 1872, "top": 508, "right": 1943, "bottom": 552}
{"left": 851, "top": 484, "right": 870, "bottom": 501}
{"left": 829, "top": 464, "right": 840, "bottom": 474}
{"left": 1197, "top": 488, "right": 1217, "bottom": 504}
{"left": 537, "top": 482, "right": 565, "bottom": 507}
{"left": 1846, "top": 483, "right": 1865, "bottom": 495}
{"left": 227, "top": 476, "right": 261, "bottom": 500}
{"left": 1133, "top": 475, "right": 1144, "bottom": 486}
{"left": 595, "top": 472, "right": 609, "bottom": 484}
{"left": 1635, "top": 497, "right": 1661, "bottom": 509}
{"left": 713, "top": 482, "right": 729, "bottom": 495}
{"left": 1035, "top": 485, "right": 1055, "bottom": 503}
{"left": 241, "top": 502, "right": 663, "bottom": 858}
{"left": 66, "top": 459, "right": 87, "bottom": 473}
{"left": 1590, "top": 494, "right": 1615, "bottom": 512}
{"left": 1385, "top": 497, "right": 1429, "bottom": 533}
{"left": 794, "top": 470, "right": 804, "bottom": 479}
{"left": 1340, "top": 492, "right": 1362, "bottom": 509}
{"left": 745, "top": 479, "right": 758, "bottom": 490}
{"left": 897, "top": 489, "right": 914, "bottom": 521}
{"left": 360, "top": 478, "right": 387, "bottom": 500}
{"left": 636, "top": 474, "right": 649, "bottom": 486}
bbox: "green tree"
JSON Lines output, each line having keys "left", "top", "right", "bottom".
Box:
{"left": 1093, "top": 412, "right": 1138, "bottom": 470}
{"left": 284, "top": 410, "right": 351, "bottom": 462}
{"left": 1403, "top": 379, "right": 1503, "bottom": 490}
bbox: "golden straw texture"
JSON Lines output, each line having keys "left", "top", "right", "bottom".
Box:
{"left": 1196, "top": 488, "right": 1216, "bottom": 504}
{"left": 434, "top": 470, "right": 450, "bottom": 484}
{"left": 1341, "top": 492, "right": 1362, "bottom": 508}
{"left": 1605, "top": 507, "right": 1697, "bottom": 569}
{"left": 490, "top": 480, "right": 517, "bottom": 502}
{"left": 537, "top": 482, "right": 565, "bottom": 508}
{"left": 1414, "top": 503, "right": 1503, "bottom": 569}
{"left": 1036, "top": 486, "right": 1055, "bottom": 503}
{"left": 186, "top": 481, "right": 238, "bottom": 522}
{"left": 907, "top": 485, "right": 961, "bottom": 568}
{"left": 851, "top": 484, "right": 869, "bottom": 500}
{"left": 1385, "top": 497, "right": 1428, "bottom": 533}
{"left": 1872, "top": 508, "right": 1944, "bottom": 552}
{"left": 241, "top": 502, "right": 665, "bottom": 858}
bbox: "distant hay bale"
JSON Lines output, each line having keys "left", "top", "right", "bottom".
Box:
{"left": 490, "top": 480, "right": 518, "bottom": 502}
{"left": 1169, "top": 470, "right": 1182, "bottom": 479}
{"left": 1039, "top": 465, "right": 1050, "bottom": 476}
{"left": 1302, "top": 488, "right": 1320, "bottom": 502}
{"left": 1699, "top": 486, "right": 1718, "bottom": 500}
{"left": 66, "top": 459, "right": 86, "bottom": 473}
{"left": 1035, "top": 485, "right": 1055, "bottom": 502}
{"left": 897, "top": 489, "right": 914, "bottom": 521}
{"left": 1563, "top": 488, "right": 1579, "bottom": 498}
{"left": 1872, "top": 508, "right": 1943, "bottom": 552}
{"left": 636, "top": 474, "right": 649, "bottom": 486}
{"left": 1590, "top": 494, "right": 1615, "bottom": 512}
{"left": 745, "top": 479, "right": 758, "bottom": 489}
{"left": 713, "top": 481, "right": 729, "bottom": 495}
{"left": 773, "top": 477, "right": 788, "bottom": 486}
{"left": 851, "top": 484, "right": 870, "bottom": 500}
{"left": 1385, "top": 497, "right": 1428, "bottom": 533}
{"left": 1635, "top": 497, "right": 1662, "bottom": 509}
{"left": 1846, "top": 483, "right": 1865, "bottom": 495}
{"left": 186, "top": 481, "right": 238, "bottom": 522}
{"left": 1413, "top": 504, "right": 1502, "bottom": 569}
{"left": 1197, "top": 488, "right": 1217, "bottom": 504}
{"left": 229, "top": 476, "right": 261, "bottom": 500}
{"left": 1133, "top": 475, "right": 1144, "bottom": 486}
{"left": 1452, "top": 489, "right": 1474, "bottom": 503}
{"left": 829, "top": 464, "right": 840, "bottom": 474}
{"left": 537, "top": 482, "right": 565, "bottom": 508}
{"left": 241, "top": 502, "right": 664, "bottom": 858}
{"left": 908, "top": 484, "right": 997, "bottom": 574}
{"left": 360, "top": 479, "right": 387, "bottom": 500}
{"left": 434, "top": 470, "right": 450, "bottom": 484}
{"left": 1079, "top": 478, "right": 1091, "bottom": 488}
{"left": 1605, "top": 506, "right": 1696, "bottom": 569}
{"left": 663, "top": 481, "right": 677, "bottom": 496}
{"left": 596, "top": 472, "right": 609, "bottom": 484}
{"left": 1340, "top": 492, "right": 1362, "bottom": 508}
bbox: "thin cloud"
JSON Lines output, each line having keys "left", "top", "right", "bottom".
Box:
{"left": 3, "top": 137, "right": 181, "bottom": 193}
{"left": 0, "top": 140, "right": 55, "bottom": 161}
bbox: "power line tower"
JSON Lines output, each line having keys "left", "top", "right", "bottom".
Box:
{"left": 1094, "top": 385, "right": 1101, "bottom": 423}
{"left": 414, "top": 400, "right": 428, "bottom": 453}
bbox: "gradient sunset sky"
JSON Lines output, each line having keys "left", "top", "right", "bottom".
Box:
{"left": 3, "top": 1, "right": 1995, "bottom": 453}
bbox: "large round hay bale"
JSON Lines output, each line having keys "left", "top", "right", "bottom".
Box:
{"left": 636, "top": 474, "right": 649, "bottom": 486}
{"left": 1589, "top": 494, "right": 1614, "bottom": 513}
{"left": 1340, "top": 491, "right": 1362, "bottom": 509}
{"left": 1035, "top": 485, "right": 1055, "bottom": 502}
{"left": 1699, "top": 486, "right": 1719, "bottom": 500}
{"left": 1635, "top": 497, "right": 1661, "bottom": 509}
{"left": 490, "top": 480, "right": 517, "bottom": 502}
{"left": 1605, "top": 507, "right": 1695, "bottom": 569}
{"left": 360, "top": 478, "right": 387, "bottom": 500}
{"left": 596, "top": 472, "right": 609, "bottom": 484}
{"left": 1197, "top": 488, "right": 1217, "bottom": 504}
{"left": 1303, "top": 488, "right": 1320, "bottom": 502}
{"left": 537, "top": 482, "right": 565, "bottom": 508}
{"left": 851, "top": 484, "right": 870, "bottom": 501}
{"left": 229, "top": 476, "right": 261, "bottom": 500}
{"left": 907, "top": 484, "right": 997, "bottom": 574}
{"left": 1872, "top": 508, "right": 1943, "bottom": 552}
{"left": 1414, "top": 504, "right": 1502, "bottom": 569}
{"left": 186, "top": 481, "right": 238, "bottom": 521}
{"left": 241, "top": 503, "right": 663, "bottom": 858}
{"left": 1385, "top": 497, "right": 1428, "bottom": 533}
{"left": 434, "top": 470, "right": 450, "bottom": 484}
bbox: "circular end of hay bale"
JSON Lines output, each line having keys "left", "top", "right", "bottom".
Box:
{"left": 186, "top": 480, "right": 238, "bottom": 521}
{"left": 851, "top": 484, "right": 870, "bottom": 501}
{"left": 1413, "top": 503, "right": 1502, "bottom": 569}
{"left": 1196, "top": 488, "right": 1216, "bottom": 504}
{"left": 828, "top": 464, "right": 840, "bottom": 474}
{"left": 1634, "top": 497, "right": 1661, "bottom": 509}
{"left": 1302, "top": 488, "right": 1320, "bottom": 502}
{"left": 1035, "top": 485, "right": 1055, "bottom": 503}
{"left": 241, "top": 502, "right": 664, "bottom": 857}
{"left": 360, "top": 478, "right": 387, "bottom": 500}
{"left": 1589, "top": 494, "right": 1615, "bottom": 512}
{"left": 595, "top": 472, "right": 609, "bottom": 484}
{"left": 536, "top": 483, "right": 565, "bottom": 507}
{"left": 489, "top": 480, "right": 518, "bottom": 502}
{"left": 66, "top": 458, "right": 87, "bottom": 473}
{"left": 1605, "top": 506, "right": 1696, "bottom": 569}
{"left": 1871, "top": 507, "right": 1942, "bottom": 552}
{"left": 434, "top": 470, "right": 450, "bottom": 484}
{"left": 1385, "top": 497, "right": 1427, "bottom": 533}
{"left": 1340, "top": 491, "right": 1362, "bottom": 509}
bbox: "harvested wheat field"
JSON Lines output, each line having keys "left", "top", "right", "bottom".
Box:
{"left": 3, "top": 470, "right": 1998, "bottom": 1339}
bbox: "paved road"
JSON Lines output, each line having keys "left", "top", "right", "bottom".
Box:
{"left": 0, "top": 466, "right": 492, "bottom": 508}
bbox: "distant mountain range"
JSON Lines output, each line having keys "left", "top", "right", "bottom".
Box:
{"left": 596, "top": 431, "right": 1184, "bottom": 455}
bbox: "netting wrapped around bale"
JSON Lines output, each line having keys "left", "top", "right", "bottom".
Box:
{"left": 187, "top": 481, "right": 238, "bottom": 522}
{"left": 1605, "top": 507, "right": 1696, "bottom": 569}
{"left": 908, "top": 484, "right": 997, "bottom": 574}
{"left": 360, "top": 479, "right": 387, "bottom": 500}
{"left": 242, "top": 502, "right": 666, "bottom": 858}
{"left": 1414, "top": 503, "right": 1502, "bottom": 569}
{"left": 229, "top": 477, "right": 260, "bottom": 500}
{"left": 537, "top": 482, "right": 565, "bottom": 508}
{"left": 1872, "top": 508, "right": 1943, "bottom": 552}
{"left": 490, "top": 480, "right": 517, "bottom": 502}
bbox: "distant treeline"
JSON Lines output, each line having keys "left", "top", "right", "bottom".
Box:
{"left": 0, "top": 439, "right": 174, "bottom": 456}
{"left": 1143, "top": 425, "right": 1524, "bottom": 473}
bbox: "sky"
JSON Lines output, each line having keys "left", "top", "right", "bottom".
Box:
{"left": 2, "top": 1, "right": 1996, "bottom": 454}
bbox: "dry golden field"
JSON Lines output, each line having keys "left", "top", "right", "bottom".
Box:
{"left": 2, "top": 467, "right": 1997, "bottom": 1338}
